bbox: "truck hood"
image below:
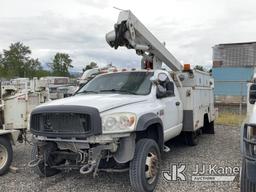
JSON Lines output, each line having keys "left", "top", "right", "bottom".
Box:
{"left": 41, "top": 94, "right": 148, "bottom": 113}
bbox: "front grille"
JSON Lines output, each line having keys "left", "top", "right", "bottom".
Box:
{"left": 31, "top": 113, "right": 90, "bottom": 134}
{"left": 30, "top": 105, "right": 102, "bottom": 139}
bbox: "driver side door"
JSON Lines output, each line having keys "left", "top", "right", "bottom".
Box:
{"left": 157, "top": 76, "right": 183, "bottom": 141}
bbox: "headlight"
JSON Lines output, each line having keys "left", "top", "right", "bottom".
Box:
{"left": 102, "top": 113, "right": 136, "bottom": 133}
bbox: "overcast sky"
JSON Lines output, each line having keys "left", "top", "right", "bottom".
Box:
{"left": 0, "top": 0, "right": 255, "bottom": 72}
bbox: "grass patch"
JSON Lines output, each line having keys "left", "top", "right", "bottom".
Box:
{"left": 215, "top": 112, "right": 246, "bottom": 126}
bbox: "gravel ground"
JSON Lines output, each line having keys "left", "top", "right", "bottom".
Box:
{"left": 0, "top": 125, "right": 241, "bottom": 192}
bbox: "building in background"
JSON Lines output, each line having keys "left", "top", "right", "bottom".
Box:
{"left": 212, "top": 42, "right": 256, "bottom": 106}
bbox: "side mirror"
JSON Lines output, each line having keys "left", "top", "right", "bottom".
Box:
{"left": 249, "top": 84, "right": 256, "bottom": 104}
{"left": 158, "top": 73, "right": 168, "bottom": 82}
{"left": 150, "top": 73, "right": 168, "bottom": 83}
{"left": 156, "top": 84, "right": 167, "bottom": 99}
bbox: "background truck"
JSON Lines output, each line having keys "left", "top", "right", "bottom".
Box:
{"left": 240, "top": 72, "right": 256, "bottom": 192}
{"left": 0, "top": 78, "right": 49, "bottom": 175}
{"left": 0, "top": 76, "right": 74, "bottom": 175}
{"left": 29, "top": 10, "right": 215, "bottom": 192}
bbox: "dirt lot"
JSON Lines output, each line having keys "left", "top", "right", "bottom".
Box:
{"left": 0, "top": 125, "right": 241, "bottom": 192}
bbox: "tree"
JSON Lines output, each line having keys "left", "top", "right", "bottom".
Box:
{"left": 0, "top": 54, "right": 5, "bottom": 78}
{"left": 34, "top": 69, "right": 51, "bottom": 77}
{"left": 194, "top": 65, "right": 205, "bottom": 72}
{"left": 0, "top": 42, "right": 42, "bottom": 78}
{"left": 22, "top": 58, "right": 42, "bottom": 77}
{"left": 49, "top": 53, "right": 73, "bottom": 76}
{"left": 82, "top": 61, "right": 98, "bottom": 72}
{"left": 0, "top": 54, "right": 3, "bottom": 64}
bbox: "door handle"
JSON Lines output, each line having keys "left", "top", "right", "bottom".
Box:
{"left": 176, "top": 101, "right": 180, "bottom": 106}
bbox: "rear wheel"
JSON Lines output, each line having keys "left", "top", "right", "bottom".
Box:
{"left": 129, "top": 139, "right": 160, "bottom": 192}
{"left": 241, "top": 158, "right": 256, "bottom": 192}
{"left": 31, "top": 145, "right": 60, "bottom": 177}
{"left": 0, "top": 136, "right": 13, "bottom": 175}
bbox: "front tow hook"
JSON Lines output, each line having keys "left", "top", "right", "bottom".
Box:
{"left": 28, "top": 158, "right": 43, "bottom": 168}
{"left": 80, "top": 163, "right": 95, "bottom": 174}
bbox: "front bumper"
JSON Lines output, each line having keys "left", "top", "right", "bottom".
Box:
{"left": 30, "top": 133, "right": 134, "bottom": 176}
{"left": 34, "top": 132, "right": 131, "bottom": 144}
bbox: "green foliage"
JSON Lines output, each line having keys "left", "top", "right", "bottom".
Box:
{"left": 82, "top": 61, "right": 98, "bottom": 72}
{"left": 194, "top": 65, "right": 205, "bottom": 72}
{"left": 0, "top": 54, "right": 4, "bottom": 77}
{"left": 0, "top": 43, "right": 77, "bottom": 79}
{"left": 33, "top": 69, "right": 52, "bottom": 77}
{"left": 0, "top": 42, "right": 43, "bottom": 78}
{"left": 49, "top": 53, "right": 73, "bottom": 76}
{"left": 0, "top": 54, "right": 3, "bottom": 64}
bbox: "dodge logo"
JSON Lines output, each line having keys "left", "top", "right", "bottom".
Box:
{"left": 44, "top": 119, "right": 53, "bottom": 130}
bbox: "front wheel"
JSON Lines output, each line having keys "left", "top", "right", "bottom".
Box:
{"left": 0, "top": 136, "right": 13, "bottom": 175}
{"left": 129, "top": 139, "right": 160, "bottom": 192}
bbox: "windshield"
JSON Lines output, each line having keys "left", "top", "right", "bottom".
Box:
{"left": 77, "top": 72, "right": 153, "bottom": 95}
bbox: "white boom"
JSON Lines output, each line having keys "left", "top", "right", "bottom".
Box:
{"left": 106, "top": 10, "right": 183, "bottom": 71}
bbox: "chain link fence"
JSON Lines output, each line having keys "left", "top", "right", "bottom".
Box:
{"left": 214, "top": 80, "right": 248, "bottom": 116}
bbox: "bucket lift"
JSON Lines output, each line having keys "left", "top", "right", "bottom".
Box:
{"left": 106, "top": 10, "right": 183, "bottom": 72}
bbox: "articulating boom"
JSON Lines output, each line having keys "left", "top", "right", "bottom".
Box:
{"left": 106, "top": 10, "right": 182, "bottom": 71}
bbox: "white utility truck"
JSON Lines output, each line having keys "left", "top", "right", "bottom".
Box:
{"left": 78, "top": 68, "right": 101, "bottom": 87}
{"left": 0, "top": 78, "right": 50, "bottom": 175}
{"left": 240, "top": 73, "right": 256, "bottom": 192}
{"left": 29, "top": 10, "right": 215, "bottom": 192}
{"left": 78, "top": 67, "right": 123, "bottom": 87}
{"left": 39, "top": 76, "right": 76, "bottom": 100}
{"left": 0, "top": 76, "right": 77, "bottom": 175}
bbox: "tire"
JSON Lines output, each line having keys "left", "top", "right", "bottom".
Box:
{"left": 31, "top": 145, "right": 59, "bottom": 177}
{"left": 0, "top": 136, "right": 13, "bottom": 176}
{"left": 241, "top": 158, "right": 256, "bottom": 192}
{"left": 129, "top": 139, "right": 160, "bottom": 192}
{"left": 185, "top": 131, "right": 199, "bottom": 146}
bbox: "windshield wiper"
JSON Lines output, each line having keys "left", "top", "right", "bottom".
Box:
{"left": 100, "top": 89, "right": 138, "bottom": 95}
{"left": 76, "top": 90, "right": 99, "bottom": 95}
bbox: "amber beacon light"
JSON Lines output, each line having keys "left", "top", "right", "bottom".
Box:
{"left": 183, "top": 64, "right": 191, "bottom": 71}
